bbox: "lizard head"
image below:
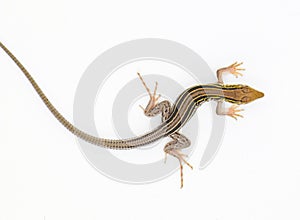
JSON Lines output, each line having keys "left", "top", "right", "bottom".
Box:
{"left": 235, "top": 85, "right": 264, "bottom": 104}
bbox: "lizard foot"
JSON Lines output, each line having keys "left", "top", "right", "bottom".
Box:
{"left": 227, "top": 105, "right": 244, "bottom": 120}
{"left": 226, "top": 61, "right": 245, "bottom": 78}
{"left": 165, "top": 149, "right": 193, "bottom": 188}
{"left": 137, "top": 72, "right": 161, "bottom": 113}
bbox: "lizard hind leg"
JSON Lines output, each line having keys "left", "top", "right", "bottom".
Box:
{"left": 137, "top": 72, "right": 161, "bottom": 114}
{"left": 164, "top": 132, "right": 193, "bottom": 188}
{"left": 137, "top": 72, "right": 172, "bottom": 120}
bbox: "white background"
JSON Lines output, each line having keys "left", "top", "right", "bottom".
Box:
{"left": 0, "top": 0, "right": 300, "bottom": 220}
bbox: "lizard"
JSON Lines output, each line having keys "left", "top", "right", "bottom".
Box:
{"left": 0, "top": 41, "right": 264, "bottom": 188}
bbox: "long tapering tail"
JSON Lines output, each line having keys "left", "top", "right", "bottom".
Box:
{"left": 0, "top": 41, "right": 163, "bottom": 149}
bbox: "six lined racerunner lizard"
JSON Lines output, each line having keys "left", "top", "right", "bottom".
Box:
{"left": 0, "top": 41, "right": 264, "bottom": 188}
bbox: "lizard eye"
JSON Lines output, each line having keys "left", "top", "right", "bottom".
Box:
{"left": 242, "top": 96, "right": 250, "bottom": 103}
{"left": 242, "top": 87, "right": 250, "bottom": 93}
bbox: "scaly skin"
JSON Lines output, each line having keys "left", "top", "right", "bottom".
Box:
{"left": 0, "top": 41, "right": 264, "bottom": 188}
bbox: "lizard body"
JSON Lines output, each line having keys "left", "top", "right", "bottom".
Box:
{"left": 0, "top": 41, "right": 264, "bottom": 187}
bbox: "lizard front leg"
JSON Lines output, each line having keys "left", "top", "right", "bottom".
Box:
{"left": 164, "top": 132, "right": 193, "bottom": 188}
{"left": 137, "top": 72, "right": 172, "bottom": 122}
{"left": 216, "top": 62, "right": 245, "bottom": 119}
{"left": 217, "top": 61, "right": 245, "bottom": 84}
{"left": 216, "top": 101, "right": 244, "bottom": 120}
